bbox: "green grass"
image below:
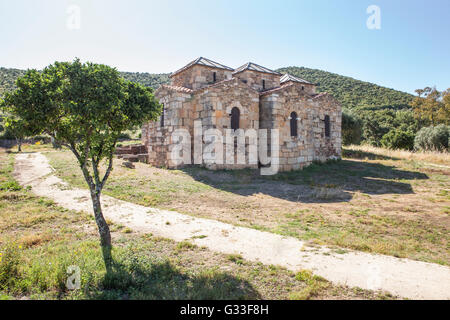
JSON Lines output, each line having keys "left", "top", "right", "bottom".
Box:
{"left": 1, "top": 147, "right": 389, "bottom": 300}
{"left": 40, "top": 143, "right": 450, "bottom": 266}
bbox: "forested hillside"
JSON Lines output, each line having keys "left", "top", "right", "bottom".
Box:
{"left": 2, "top": 66, "right": 414, "bottom": 112}
{"left": 277, "top": 66, "right": 414, "bottom": 110}
{"left": 0, "top": 68, "right": 27, "bottom": 97}
{"left": 0, "top": 67, "right": 170, "bottom": 96}
{"left": 119, "top": 71, "right": 170, "bottom": 89}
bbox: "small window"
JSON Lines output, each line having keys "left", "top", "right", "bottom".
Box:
{"left": 160, "top": 103, "right": 165, "bottom": 127}
{"left": 213, "top": 72, "right": 217, "bottom": 83}
{"left": 324, "top": 115, "right": 330, "bottom": 137}
{"left": 301, "top": 86, "right": 304, "bottom": 90}
{"left": 262, "top": 80, "right": 266, "bottom": 90}
{"left": 290, "top": 112, "right": 298, "bottom": 137}
{"left": 231, "top": 107, "right": 240, "bottom": 131}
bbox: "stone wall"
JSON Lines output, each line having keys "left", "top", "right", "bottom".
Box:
{"left": 170, "top": 65, "right": 233, "bottom": 90}
{"left": 233, "top": 70, "right": 280, "bottom": 92}
{"left": 145, "top": 65, "right": 341, "bottom": 173}
{"left": 260, "top": 84, "right": 342, "bottom": 172}
{"left": 282, "top": 81, "right": 316, "bottom": 95}
{"left": 142, "top": 87, "right": 194, "bottom": 168}
{"left": 193, "top": 78, "right": 260, "bottom": 170}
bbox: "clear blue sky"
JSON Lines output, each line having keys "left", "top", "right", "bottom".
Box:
{"left": 0, "top": 0, "right": 449, "bottom": 94}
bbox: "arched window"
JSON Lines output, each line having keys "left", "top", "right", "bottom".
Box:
{"left": 290, "top": 112, "right": 298, "bottom": 137}
{"left": 160, "top": 103, "right": 165, "bottom": 127}
{"left": 231, "top": 107, "right": 240, "bottom": 130}
{"left": 324, "top": 115, "right": 330, "bottom": 137}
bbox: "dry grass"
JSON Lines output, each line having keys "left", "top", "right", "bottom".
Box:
{"left": 1, "top": 147, "right": 392, "bottom": 300}
{"left": 346, "top": 144, "right": 450, "bottom": 166}
{"left": 40, "top": 143, "right": 450, "bottom": 266}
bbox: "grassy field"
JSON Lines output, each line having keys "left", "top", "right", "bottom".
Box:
{"left": 0, "top": 147, "right": 390, "bottom": 300}
{"left": 40, "top": 143, "right": 450, "bottom": 266}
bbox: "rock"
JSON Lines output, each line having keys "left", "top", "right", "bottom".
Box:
{"left": 122, "top": 161, "right": 135, "bottom": 169}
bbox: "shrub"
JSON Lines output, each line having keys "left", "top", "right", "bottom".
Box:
{"left": 381, "top": 129, "right": 415, "bottom": 150}
{"left": 342, "top": 109, "right": 362, "bottom": 145}
{"left": 0, "top": 180, "right": 22, "bottom": 191}
{"left": 414, "top": 125, "right": 449, "bottom": 151}
{"left": 0, "top": 243, "right": 22, "bottom": 291}
{"left": 118, "top": 132, "right": 131, "bottom": 140}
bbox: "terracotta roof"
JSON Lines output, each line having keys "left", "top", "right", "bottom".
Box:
{"left": 169, "top": 57, "right": 234, "bottom": 78}
{"left": 280, "top": 73, "right": 312, "bottom": 85}
{"left": 159, "top": 84, "right": 193, "bottom": 93}
{"left": 233, "top": 62, "right": 281, "bottom": 76}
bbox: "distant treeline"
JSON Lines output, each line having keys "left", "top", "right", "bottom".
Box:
{"left": 0, "top": 67, "right": 170, "bottom": 96}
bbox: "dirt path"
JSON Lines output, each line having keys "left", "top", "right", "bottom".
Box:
{"left": 14, "top": 152, "right": 450, "bottom": 300}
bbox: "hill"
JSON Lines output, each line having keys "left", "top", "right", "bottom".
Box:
{"left": 0, "top": 67, "right": 27, "bottom": 97}
{"left": 1, "top": 66, "right": 414, "bottom": 111}
{"left": 277, "top": 66, "right": 414, "bottom": 110}
{"left": 0, "top": 67, "right": 170, "bottom": 97}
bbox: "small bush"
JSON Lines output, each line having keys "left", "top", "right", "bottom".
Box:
{"left": 414, "top": 125, "right": 449, "bottom": 151}
{"left": 0, "top": 180, "right": 22, "bottom": 191}
{"left": 381, "top": 129, "right": 415, "bottom": 150}
{"left": 342, "top": 109, "right": 362, "bottom": 145}
{"left": 227, "top": 254, "right": 244, "bottom": 265}
{"left": 0, "top": 243, "right": 22, "bottom": 291}
{"left": 118, "top": 132, "right": 131, "bottom": 140}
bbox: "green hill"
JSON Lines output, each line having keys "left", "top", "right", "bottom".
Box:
{"left": 0, "top": 67, "right": 27, "bottom": 97}
{"left": 0, "top": 68, "right": 170, "bottom": 97}
{"left": 1, "top": 66, "right": 414, "bottom": 111}
{"left": 277, "top": 66, "right": 414, "bottom": 110}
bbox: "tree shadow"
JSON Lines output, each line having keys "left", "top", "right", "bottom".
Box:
{"left": 87, "top": 257, "right": 261, "bottom": 300}
{"left": 180, "top": 152, "right": 429, "bottom": 203}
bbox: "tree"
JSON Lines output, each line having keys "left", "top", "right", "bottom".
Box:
{"left": 414, "top": 125, "right": 449, "bottom": 151}
{"left": 341, "top": 108, "right": 362, "bottom": 145}
{"left": 3, "top": 117, "right": 34, "bottom": 152}
{"left": 0, "top": 59, "right": 161, "bottom": 269}
{"left": 411, "top": 87, "right": 449, "bottom": 125}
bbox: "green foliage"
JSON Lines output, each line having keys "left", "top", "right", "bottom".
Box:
{"left": 0, "top": 180, "right": 22, "bottom": 191}
{"left": 119, "top": 72, "right": 169, "bottom": 89}
{"left": 414, "top": 125, "right": 449, "bottom": 151}
{"left": 0, "top": 68, "right": 27, "bottom": 97}
{"left": 381, "top": 129, "right": 415, "bottom": 150}
{"left": 411, "top": 87, "right": 450, "bottom": 126}
{"left": 0, "top": 67, "right": 169, "bottom": 97}
{"left": 357, "top": 109, "right": 420, "bottom": 149}
{"left": 277, "top": 66, "right": 414, "bottom": 110}
{"left": 341, "top": 109, "right": 362, "bottom": 145}
{"left": 1, "top": 59, "right": 161, "bottom": 167}
{"left": 0, "top": 242, "right": 22, "bottom": 291}
{"left": 0, "top": 59, "right": 162, "bottom": 252}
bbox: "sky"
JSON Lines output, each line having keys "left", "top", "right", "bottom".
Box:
{"left": 0, "top": 0, "right": 449, "bottom": 94}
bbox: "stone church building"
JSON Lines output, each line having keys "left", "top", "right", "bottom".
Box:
{"left": 141, "top": 57, "right": 342, "bottom": 172}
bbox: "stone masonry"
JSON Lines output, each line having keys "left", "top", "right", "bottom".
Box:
{"left": 142, "top": 57, "right": 342, "bottom": 172}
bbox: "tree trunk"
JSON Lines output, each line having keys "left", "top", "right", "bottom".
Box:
{"left": 90, "top": 188, "right": 112, "bottom": 271}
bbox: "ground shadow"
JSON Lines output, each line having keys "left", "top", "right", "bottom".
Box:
{"left": 180, "top": 151, "right": 429, "bottom": 203}
{"left": 87, "top": 257, "right": 261, "bottom": 300}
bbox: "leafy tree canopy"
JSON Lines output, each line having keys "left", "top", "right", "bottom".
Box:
{"left": 0, "top": 59, "right": 161, "bottom": 267}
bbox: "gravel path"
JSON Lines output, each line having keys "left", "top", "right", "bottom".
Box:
{"left": 14, "top": 152, "right": 450, "bottom": 300}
